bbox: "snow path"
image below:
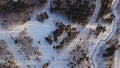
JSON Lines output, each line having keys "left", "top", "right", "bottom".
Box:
{"left": 0, "top": 0, "right": 58, "bottom": 68}
{"left": 52, "top": 0, "right": 103, "bottom": 67}
{"left": 55, "top": 0, "right": 102, "bottom": 65}
{"left": 51, "top": 0, "right": 102, "bottom": 66}
{"left": 87, "top": 0, "right": 102, "bottom": 57}
{"left": 88, "top": 0, "right": 101, "bottom": 24}
{"left": 0, "top": 0, "right": 119, "bottom": 68}
{"left": 90, "top": 0, "right": 120, "bottom": 68}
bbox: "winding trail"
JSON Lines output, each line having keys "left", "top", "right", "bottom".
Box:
{"left": 89, "top": 0, "right": 101, "bottom": 24}
{"left": 55, "top": 0, "right": 102, "bottom": 65}
{"left": 90, "top": 0, "right": 120, "bottom": 68}
{"left": 54, "top": 0, "right": 102, "bottom": 67}
{"left": 0, "top": 0, "right": 119, "bottom": 68}
{"left": 59, "top": 0, "right": 102, "bottom": 56}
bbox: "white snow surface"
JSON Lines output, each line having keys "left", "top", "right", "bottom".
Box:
{"left": 0, "top": 0, "right": 119, "bottom": 68}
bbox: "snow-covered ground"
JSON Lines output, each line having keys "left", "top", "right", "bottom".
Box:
{"left": 90, "top": 0, "right": 120, "bottom": 68}
{"left": 0, "top": 0, "right": 119, "bottom": 68}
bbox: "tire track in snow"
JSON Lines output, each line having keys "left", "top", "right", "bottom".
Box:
{"left": 90, "top": 0, "right": 120, "bottom": 68}
{"left": 56, "top": 0, "right": 102, "bottom": 67}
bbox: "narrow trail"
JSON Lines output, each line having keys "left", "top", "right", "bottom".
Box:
{"left": 0, "top": 0, "right": 119, "bottom": 68}
{"left": 90, "top": 0, "right": 120, "bottom": 68}
{"left": 58, "top": 0, "right": 102, "bottom": 62}
{"left": 88, "top": 0, "right": 101, "bottom": 24}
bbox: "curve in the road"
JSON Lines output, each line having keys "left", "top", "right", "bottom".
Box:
{"left": 90, "top": 0, "right": 120, "bottom": 68}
